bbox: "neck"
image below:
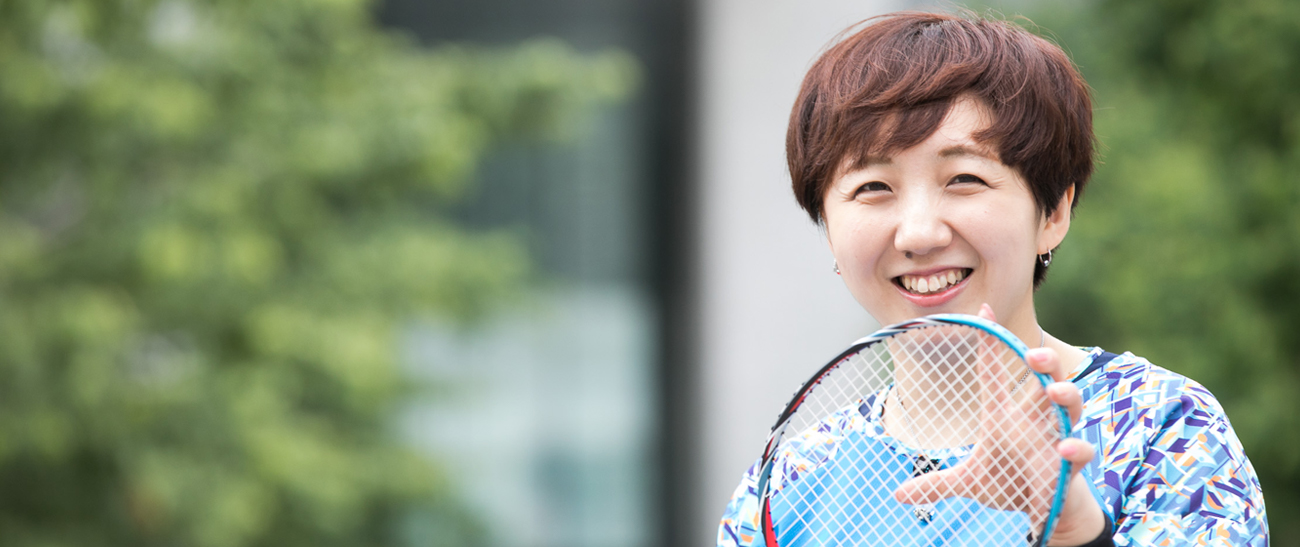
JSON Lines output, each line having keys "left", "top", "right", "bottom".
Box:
{"left": 997, "top": 302, "right": 1089, "bottom": 366}
{"left": 1040, "top": 330, "right": 1091, "bottom": 376}
{"left": 1006, "top": 313, "right": 1090, "bottom": 384}
{"left": 998, "top": 303, "right": 1044, "bottom": 352}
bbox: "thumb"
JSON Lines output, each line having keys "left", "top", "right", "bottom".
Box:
{"left": 977, "top": 303, "right": 997, "bottom": 322}
{"left": 893, "top": 467, "right": 965, "bottom": 506}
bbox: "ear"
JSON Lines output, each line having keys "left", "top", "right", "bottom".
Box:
{"left": 1038, "top": 185, "right": 1075, "bottom": 254}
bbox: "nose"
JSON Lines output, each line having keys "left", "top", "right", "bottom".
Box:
{"left": 893, "top": 195, "right": 952, "bottom": 257}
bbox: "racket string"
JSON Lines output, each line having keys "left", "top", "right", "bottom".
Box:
{"left": 764, "top": 324, "right": 1063, "bottom": 547}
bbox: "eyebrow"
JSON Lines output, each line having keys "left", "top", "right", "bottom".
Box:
{"left": 853, "top": 155, "right": 892, "bottom": 168}
{"left": 849, "top": 145, "right": 996, "bottom": 171}
{"left": 938, "top": 144, "right": 998, "bottom": 161}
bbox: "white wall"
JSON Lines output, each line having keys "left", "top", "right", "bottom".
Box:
{"left": 692, "top": 0, "right": 923, "bottom": 544}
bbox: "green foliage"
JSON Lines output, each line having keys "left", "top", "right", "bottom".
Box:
{"left": 1022, "top": 0, "right": 1300, "bottom": 540}
{"left": 0, "top": 0, "right": 635, "bottom": 545}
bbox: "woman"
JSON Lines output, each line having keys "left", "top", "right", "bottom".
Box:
{"left": 718, "top": 12, "right": 1268, "bottom": 547}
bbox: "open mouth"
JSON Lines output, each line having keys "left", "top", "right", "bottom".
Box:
{"left": 893, "top": 268, "right": 972, "bottom": 296}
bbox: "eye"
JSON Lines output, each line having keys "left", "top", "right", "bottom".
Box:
{"left": 949, "top": 174, "right": 987, "bottom": 185}
{"left": 853, "top": 181, "right": 891, "bottom": 196}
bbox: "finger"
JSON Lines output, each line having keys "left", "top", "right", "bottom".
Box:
{"left": 977, "top": 302, "right": 996, "bottom": 322}
{"left": 893, "top": 467, "right": 966, "bottom": 505}
{"left": 1025, "top": 346, "right": 1069, "bottom": 382}
{"left": 1046, "top": 381, "right": 1084, "bottom": 425}
{"left": 1057, "top": 438, "right": 1095, "bottom": 473}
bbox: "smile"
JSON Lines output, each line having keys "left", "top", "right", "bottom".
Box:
{"left": 894, "top": 268, "right": 971, "bottom": 295}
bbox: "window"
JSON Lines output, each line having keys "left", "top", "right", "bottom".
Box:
{"left": 378, "top": 2, "right": 693, "bottom": 545}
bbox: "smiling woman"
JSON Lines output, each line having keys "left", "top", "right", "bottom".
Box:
{"left": 718, "top": 11, "right": 1268, "bottom": 547}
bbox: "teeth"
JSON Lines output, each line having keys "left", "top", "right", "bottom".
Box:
{"left": 899, "top": 269, "right": 967, "bottom": 295}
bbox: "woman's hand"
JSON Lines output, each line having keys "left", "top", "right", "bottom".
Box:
{"left": 893, "top": 303, "right": 1106, "bottom": 546}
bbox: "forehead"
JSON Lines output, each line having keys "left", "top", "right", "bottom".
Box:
{"left": 930, "top": 98, "right": 994, "bottom": 144}
{"left": 841, "top": 97, "right": 1000, "bottom": 173}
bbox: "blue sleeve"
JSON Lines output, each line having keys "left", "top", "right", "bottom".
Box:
{"left": 1111, "top": 389, "right": 1268, "bottom": 546}
{"left": 718, "top": 459, "right": 764, "bottom": 547}
{"left": 1069, "top": 354, "right": 1269, "bottom": 547}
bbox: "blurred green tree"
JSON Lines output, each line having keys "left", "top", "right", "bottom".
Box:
{"left": 1022, "top": 0, "right": 1300, "bottom": 541}
{"left": 0, "top": 1, "right": 634, "bottom": 546}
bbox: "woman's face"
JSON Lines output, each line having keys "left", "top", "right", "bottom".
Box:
{"left": 823, "top": 97, "right": 1071, "bottom": 337}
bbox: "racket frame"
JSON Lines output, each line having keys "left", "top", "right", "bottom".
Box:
{"left": 753, "top": 313, "right": 1073, "bottom": 547}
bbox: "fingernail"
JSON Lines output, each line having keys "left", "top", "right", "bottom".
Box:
{"left": 1027, "top": 348, "right": 1049, "bottom": 363}
{"left": 1060, "top": 443, "right": 1078, "bottom": 458}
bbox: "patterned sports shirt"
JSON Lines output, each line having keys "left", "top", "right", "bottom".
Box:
{"left": 717, "top": 348, "right": 1269, "bottom": 547}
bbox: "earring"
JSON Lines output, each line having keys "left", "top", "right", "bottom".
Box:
{"left": 1039, "top": 249, "right": 1053, "bottom": 267}
{"left": 833, "top": 260, "right": 841, "bottom": 275}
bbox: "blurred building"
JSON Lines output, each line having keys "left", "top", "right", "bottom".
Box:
{"left": 378, "top": 1, "right": 915, "bottom": 545}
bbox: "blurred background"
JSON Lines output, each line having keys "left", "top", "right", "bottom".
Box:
{"left": 0, "top": 0, "right": 1295, "bottom": 546}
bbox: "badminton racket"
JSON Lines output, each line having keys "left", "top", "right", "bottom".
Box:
{"left": 752, "top": 313, "right": 1071, "bottom": 547}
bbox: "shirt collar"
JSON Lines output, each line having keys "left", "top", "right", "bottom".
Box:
{"left": 1065, "top": 346, "right": 1106, "bottom": 382}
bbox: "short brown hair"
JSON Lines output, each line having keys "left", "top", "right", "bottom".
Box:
{"left": 787, "top": 12, "right": 1094, "bottom": 285}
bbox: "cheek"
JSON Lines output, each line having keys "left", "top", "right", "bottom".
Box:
{"left": 967, "top": 214, "right": 1039, "bottom": 272}
{"left": 830, "top": 216, "right": 888, "bottom": 264}
{"left": 952, "top": 201, "right": 1034, "bottom": 250}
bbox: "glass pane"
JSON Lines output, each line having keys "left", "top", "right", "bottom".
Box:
{"left": 377, "top": 2, "right": 664, "bottom": 544}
